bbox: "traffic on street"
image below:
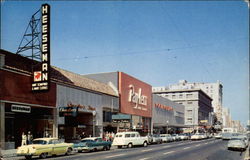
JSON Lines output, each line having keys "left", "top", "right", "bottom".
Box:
{"left": 6, "top": 132, "right": 249, "bottom": 160}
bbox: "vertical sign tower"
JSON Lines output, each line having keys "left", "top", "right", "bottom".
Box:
{"left": 32, "top": 4, "right": 50, "bottom": 91}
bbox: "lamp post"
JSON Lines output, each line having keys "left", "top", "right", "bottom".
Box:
{"left": 166, "top": 120, "right": 169, "bottom": 134}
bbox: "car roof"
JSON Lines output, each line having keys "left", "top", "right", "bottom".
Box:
{"left": 33, "top": 138, "right": 58, "bottom": 141}
{"left": 82, "top": 137, "right": 102, "bottom": 140}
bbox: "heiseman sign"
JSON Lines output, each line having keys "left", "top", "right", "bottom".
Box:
{"left": 32, "top": 4, "right": 50, "bottom": 91}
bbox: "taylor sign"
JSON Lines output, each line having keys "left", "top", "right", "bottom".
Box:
{"left": 32, "top": 4, "right": 50, "bottom": 91}
{"left": 128, "top": 84, "right": 148, "bottom": 111}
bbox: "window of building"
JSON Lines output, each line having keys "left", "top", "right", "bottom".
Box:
{"left": 172, "top": 95, "right": 176, "bottom": 99}
{"left": 187, "top": 101, "right": 193, "bottom": 104}
{"left": 179, "top": 94, "right": 183, "bottom": 98}
{"left": 186, "top": 94, "right": 193, "bottom": 98}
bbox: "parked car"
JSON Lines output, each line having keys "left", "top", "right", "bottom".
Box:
{"left": 191, "top": 133, "right": 204, "bottom": 140}
{"left": 151, "top": 134, "right": 163, "bottom": 144}
{"left": 227, "top": 137, "right": 248, "bottom": 151}
{"left": 73, "top": 137, "right": 112, "bottom": 152}
{"left": 160, "top": 134, "right": 173, "bottom": 142}
{"left": 178, "top": 134, "right": 189, "bottom": 140}
{"left": 16, "top": 138, "right": 73, "bottom": 160}
{"left": 215, "top": 133, "right": 222, "bottom": 139}
{"left": 112, "top": 131, "right": 148, "bottom": 148}
{"left": 172, "top": 134, "right": 181, "bottom": 141}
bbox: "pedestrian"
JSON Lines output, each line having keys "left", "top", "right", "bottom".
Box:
{"left": 27, "top": 131, "right": 33, "bottom": 144}
{"left": 21, "top": 132, "right": 27, "bottom": 146}
{"left": 80, "top": 132, "right": 86, "bottom": 139}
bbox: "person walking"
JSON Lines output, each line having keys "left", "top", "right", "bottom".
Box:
{"left": 27, "top": 131, "right": 33, "bottom": 144}
{"left": 21, "top": 132, "right": 27, "bottom": 146}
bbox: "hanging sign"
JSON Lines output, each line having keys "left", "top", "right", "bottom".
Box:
{"left": 32, "top": 3, "right": 50, "bottom": 91}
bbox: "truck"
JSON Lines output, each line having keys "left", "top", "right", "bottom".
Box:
{"left": 112, "top": 131, "right": 148, "bottom": 148}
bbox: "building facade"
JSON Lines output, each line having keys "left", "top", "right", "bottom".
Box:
{"left": 153, "top": 88, "right": 213, "bottom": 128}
{"left": 153, "top": 80, "right": 223, "bottom": 123}
{"left": 0, "top": 50, "right": 119, "bottom": 149}
{"left": 85, "top": 72, "right": 152, "bottom": 134}
{"left": 222, "top": 107, "right": 232, "bottom": 128}
{"left": 152, "top": 94, "right": 185, "bottom": 134}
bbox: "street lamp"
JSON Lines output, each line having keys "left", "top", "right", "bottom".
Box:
{"left": 166, "top": 120, "right": 169, "bottom": 134}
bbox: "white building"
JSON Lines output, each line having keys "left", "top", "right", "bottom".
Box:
{"left": 222, "top": 107, "right": 232, "bottom": 128}
{"left": 153, "top": 80, "right": 223, "bottom": 123}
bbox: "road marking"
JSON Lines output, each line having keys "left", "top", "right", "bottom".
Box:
{"left": 141, "top": 148, "right": 153, "bottom": 152}
{"left": 195, "top": 144, "right": 201, "bottom": 147}
{"left": 205, "top": 142, "right": 208, "bottom": 144}
{"left": 183, "top": 147, "right": 191, "bottom": 150}
{"left": 105, "top": 154, "right": 125, "bottom": 159}
{"left": 139, "top": 158, "right": 151, "bottom": 160}
{"left": 163, "top": 145, "right": 171, "bottom": 148}
{"left": 163, "top": 150, "right": 175, "bottom": 155}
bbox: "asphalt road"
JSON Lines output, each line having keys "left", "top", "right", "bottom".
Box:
{"left": 9, "top": 138, "right": 247, "bottom": 160}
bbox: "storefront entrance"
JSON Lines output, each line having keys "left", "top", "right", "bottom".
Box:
{"left": 59, "top": 112, "right": 94, "bottom": 142}
{"left": 5, "top": 103, "right": 54, "bottom": 149}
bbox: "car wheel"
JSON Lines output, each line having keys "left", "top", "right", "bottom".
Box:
{"left": 118, "top": 146, "right": 122, "bottom": 149}
{"left": 39, "top": 153, "right": 47, "bottom": 159}
{"left": 78, "top": 150, "right": 83, "bottom": 153}
{"left": 107, "top": 145, "right": 111, "bottom": 150}
{"left": 127, "top": 143, "right": 133, "bottom": 148}
{"left": 143, "top": 141, "right": 148, "bottom": 147}
{"left": 25, "top": 155, "right": 32, "bottom": 160}
{"left": 93, "top": 148, "right": 97, "bottom": 152}
{"left": 66, "top": 147, "right": 72, "bottom": 155}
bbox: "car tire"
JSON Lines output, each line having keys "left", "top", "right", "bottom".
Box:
{"left": 107, "top": 145, "right": 111, "bottom": 150}
{"left": 143, "top": 141, "right": 148, "bottom": 147}
{"left": 39, "top": 153, "right": 47, "bottom": 159}
{"left": 127, "top": 143, "right": 133, "bottom": 148}
{"left": 25, "top": 155, "right": 32, "bottom": 160}
{"left": 66, "top": 147, "right": 72, "bottom": 155}
{"left": 118, "top": 146, "right": 122, "bottom": 149}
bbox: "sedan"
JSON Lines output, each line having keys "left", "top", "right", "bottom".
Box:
{"left": 16, "top": 138, "right": 73, "bottom": 159}
{"left": 227, "top": 138, "right": 247, "bottom": 151}
{"left": 73, "top": 137, "right": 112, "bottom": 152}
{"left": 151, "top": 134, "right": 163, "bottom": 144}
{"left": 191, "top": 133, "right": 204, "bottom": 140}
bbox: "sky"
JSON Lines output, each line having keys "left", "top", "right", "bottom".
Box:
{"left": 1, "top": 1, "right": 249, "bottom": 126}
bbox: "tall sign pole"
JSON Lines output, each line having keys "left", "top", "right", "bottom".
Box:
{"left": 32, "top": 4, "right": 50, "bottom": 91}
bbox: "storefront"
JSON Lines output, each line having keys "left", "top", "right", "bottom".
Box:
{"left": 152, "top": 94, "right": 185, "bottom": 134}
{"left": 84, "top": 72, "right": 153, "bottom": 135}
{"left": 55, "top": 68, "right": 119, "bottom": 142}
{"left": 0, "top": 50, "right": 56, "bottom": 149}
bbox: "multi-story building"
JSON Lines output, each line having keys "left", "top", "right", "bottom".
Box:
{"left": 222, "top": 107, "right": 232, "bottom": 128}
{"left": 153, "top": 80, "right": 223, "bottom": 123}
{"left": 152, "top": 88, "right": 213, "bottom": 128}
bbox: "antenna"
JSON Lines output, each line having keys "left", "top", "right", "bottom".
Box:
{"left": 16, "top": 9, "right": 41, "bottom": 61}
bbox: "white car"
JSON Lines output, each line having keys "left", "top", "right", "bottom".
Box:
{"left": 112, "top": 132, "right": 148, "bottom": 148}
{"left": 191, "top": 133, "right": 204, "bottom": 140}
{"left": 228, "top": 138, "right": 247, "bottom": 151}
{"left": 214, "top": 133, "right": 222, "bottom": 139}
{"left": 178, "top": 134, "right": 189, "bottom": 140}
{"left": 160, "top": 134, "right": 173, "bottom": 142}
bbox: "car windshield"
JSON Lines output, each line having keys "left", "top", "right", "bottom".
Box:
{"left": 81, "top": 139, "right": 94, "bottom": 143}
{"left": 32, "top": 140, "right": 47, "bottom": 145}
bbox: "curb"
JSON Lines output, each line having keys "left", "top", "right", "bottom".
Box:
{"left": 244, "top": 145, "right": 250, "bottom": 160}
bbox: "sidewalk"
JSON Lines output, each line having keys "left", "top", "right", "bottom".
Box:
{"left": 0, "top": 149, "right": 17, "bottom": 158}
{"left": 244, "top": 145, "right": 250, "bottom": 160}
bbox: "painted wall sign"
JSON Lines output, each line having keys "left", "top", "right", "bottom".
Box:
{"left": 154, "top": 103, "right": 173, "bottom": 111}
{"left": 11, "top": 104, "right": 31, "bottom": 113}
{"left": 32, "top": 4, "right": 50, "bottom": 91}
{"left": 128, "top": 84, "right": 148, "bottom": 111}
{"left": 59, "top": 107, "right": 78, "bottom": 117}
{"left": 119, "top": 72, "right": 152, "bottom": 118}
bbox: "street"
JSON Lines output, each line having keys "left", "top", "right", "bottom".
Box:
{"left": 7, "top": 138, "right": 246, "bottom": 160}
